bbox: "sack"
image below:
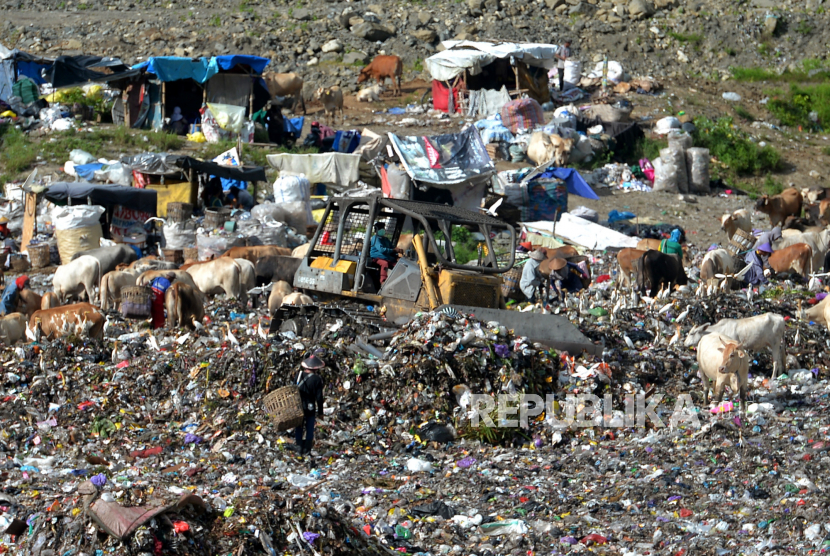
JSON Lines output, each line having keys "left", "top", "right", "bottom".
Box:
{"left": 686, "top": 147, "right": 711, "bottom": 194}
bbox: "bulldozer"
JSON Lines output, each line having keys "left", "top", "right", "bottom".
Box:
{"left": 273, "top": 194, "right": 599, "bottom": 355}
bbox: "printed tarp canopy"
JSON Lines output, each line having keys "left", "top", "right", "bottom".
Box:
{"left": 133, "top": 55, "right": 269, "bottom": 84}
{"left": 388, "top": 126, "right": 495, "bottom": 186}
{"left": 425, "top": 41, "right": 559, "bottom": 83}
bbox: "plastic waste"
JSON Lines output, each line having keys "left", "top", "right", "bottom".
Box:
{"left": 722, "top": 92, "right": 742, "bottom": 101}
{"left": 406, "top": 458, "right": 433, "bottom": 473}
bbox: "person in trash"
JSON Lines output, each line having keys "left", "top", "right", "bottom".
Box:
{"left": 520, "top": 249, "right": 548, "bottom": 304}
{"left": 548, "top": 257, "right": 586, "bottom": 301}
{"left": 1, "top": 275, "right": 28, "bottom": 315}
{"left": 226, "top": 185, "right": 254, "bottom": 212}
{"left": 744, "top": 242, "right": 773, "bottom": 286}
{"left": 555, "top": 40, "right": 572, "bottom": 92}
{"left": 149, "top": 273, "right": 174, "bottom": 329}
{"left": 202, "top": 177, "right": 225, "bottom": 209}
{"left": 370, "top": 221, "right": 402, "bottom": 285}
{"left": 163, "top": 106, "right": 189, "bottom": 136}
{"left": 659, "top": 229, "right": 683, "bottom": 260}
{"left": 295, "top": 355, "right": 325, "bottom": 456}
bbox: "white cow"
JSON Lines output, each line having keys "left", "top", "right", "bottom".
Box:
{"left": 0, "top": 313, "right": 27, "bottom": 344}
{"left": 699, "top": 249, "right": 736, "bottom": 281}
{"left": 185, "top": 258, "right": 245, "bottom": 305}
{"left": 268, "top": 280, "right": 294, "bottom": 315}
{"left": 235, "top": 258, "right": 256, "bottom": 296}
{"left": 720, "top": 209, "right": 751, "bottom": 240}
{"left": 53, "top": 255, "right": 101, "bottom": 305}
{"left": 282, "top": 292, "right": 313, "bottom": 306}
{"left": 696, "top": 333, "right": 749, "bottom": 413}
{"left": 685, "top": 313, "right": 786, "bottom": 379}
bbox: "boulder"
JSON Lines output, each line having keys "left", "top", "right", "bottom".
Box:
{"left": 352, "top": 22, "right": 396, "bottom": 41}
{"left": 627, "top": 0, "right": 654, "bottom": 18}
{"left": 484, "top": 0, "right": 501, "bottom": 10}
{"left": 343, "top": 51, "right": 370, "bottom": 65}
{"left": 321, "top": 39, "right": 343, "bottom": 53}
{"left": 763, "top": 15, "right": 778, "bottom": 36}
{"left": 292, "top": 7, "right": 311, "bottom": 21}
{"left": 418, "top": 11, "right": 432, "bottom": 26}
{"left": 412, "top": 29, "right": 437, "bottom": 42}
{"left": 467, "top": 0, "right": 484, "bottom": 9}
{"left": 339, "top": 7, "right": 355, "bottom": 28}
{"left": 545, "top": 0, "right": 565, "bottom": 7}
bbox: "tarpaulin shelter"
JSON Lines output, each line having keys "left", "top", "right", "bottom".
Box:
{"left": 0, "top": 44, "right": 53, "bottom": 102}
{"left": 424, "top": 41, "right": 558, "bottom": 114}
{"left": 44, "top": 55, "right": 139, "bottom": 89}
{"left": 384, "top": 126, "right": 495, "bottom": 211}
{"left": 130, "top": 55, "right": 270, "bottom": 131}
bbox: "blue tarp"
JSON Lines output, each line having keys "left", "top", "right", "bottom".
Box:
{"left": 73, "top": 163, "right": 104, "bottom": 181}
{"left": 16, "top": 61, "right": 49, "bottom": 84}
{"left": 134, "top": 55, "right": 270, "bottom": 84}
{"left": 284, "top": 116, "right": 304, "bottom": 136}
{"left": 531, "top": 167, "right": 599, "bottom": 201}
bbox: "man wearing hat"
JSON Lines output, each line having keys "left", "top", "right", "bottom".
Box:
{"left": 744, "top": 242, "right": 773, "bottom": 286}
{"left": 370, "top": 221, "right": 402, "bottom": 286}
{"left": 520, "top": 249, "right": 548, "bottom": 304}
{"left": 295, "top": 355, "right": 325, "bottom": 455}
{"left": 548, "top": 257, "right": 587, "bottom": 301}
{"left": 1, "top": 275, "right": 28, "bottom": 315}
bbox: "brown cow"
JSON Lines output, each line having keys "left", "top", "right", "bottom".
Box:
{"left": 357, "top": 55, "right": 403, "bottom": 97}
{"left": 755, "top": 187, "right": 803, "bottom": 227}
{"left": 616, "top": 248, "right": 646, "bottom": 288}
{"left": 262, "top": 72, "right": 306, "bottom": 114}
{"left": 165, "top": 282, "right": 205, "bottom": 329}
{"left": 17, "top": 289, "right": 42, "bottom": 319}
{"left": 219, "top": 246, "right": 292, "bottom": 266}
{"left": 41, "top": 292, "right": 60, "bottom": 310}
{"left": 769, "top": 243, "right": 813, "bottom": 278}
{"left": 819, "top": 199, "right": 830, "bottom": 226}
{"left": 30, "top": 303, "right": 104, "bottom": 340}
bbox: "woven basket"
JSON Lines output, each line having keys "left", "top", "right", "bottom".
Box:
{"left": 183, "top": 247, "right": 199, "bottom": 262}
{"left": 28, "top": 243, "right": 51, "bottom": 269}
{"left": 727, "top": 228, "right": 755, "bottom": 256}
{"left": 167, "top": 202, "right": 193, "bottom": 223}
{"left": 121, "top": 286, "right": 152, "bottom": 319}
{"left": 501, "top": 267, "right": 524, "bottom": 302}
{"left": 162, "top": 249, "right": 184, "bottom": 265}
{"left": 10, "top": 255, "right": 29, "bottom": 273}
{"left": 204, "top": 208, "right": 232, "bottom": 229}
{"left": 263, "top": 386, "right": 305, "bottom": 431}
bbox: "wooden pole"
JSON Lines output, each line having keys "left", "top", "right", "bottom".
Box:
{"left": 21, "top": 191, "right": 36, "bottom": 254}
{"left": 413, "top": 234, "right": 440, "bottom": 310}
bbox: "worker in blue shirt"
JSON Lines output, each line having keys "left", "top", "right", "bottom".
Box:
{"left": 369, "top": 221, "right": 402, "bottom": 285}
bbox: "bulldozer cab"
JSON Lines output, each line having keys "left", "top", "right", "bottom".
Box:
{"left": 293, "top": 195, "right": 516, "bottom": 320}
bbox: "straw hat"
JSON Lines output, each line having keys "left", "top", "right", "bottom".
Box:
{"left": 528, "top": 249, "right": 547, "bottom": 261}
{"left": 549, "top": 258, "right": 567, "bottom": 271}
{"left": 301, "top": 355, "right": 326, "bottom": 370}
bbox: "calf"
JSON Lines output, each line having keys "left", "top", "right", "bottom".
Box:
{"left": 100, "top": 270, "right": 137, "bottom": 311}
{"left": 315, "top": 86, "right": 344, "bottom": 126}
{"left": 268, "top": 281, "right": 294, "bottom": 315}
{"left": 635, "top": 249, "right": 688, "bottom": 297}
{"left": 0, "top": 313, "right": 27, "bottom": 344}
{"left": 53, "top": 255, "right": 101, "bottom": 304}
{"left": 720, "top": 209, "right": 751, "bottom": 240}
{"left": 768, "top": 242, "right": 812, "bottom": 278}
{"left": 699, "top": 248, "right": 736, "bottom": 281}
{"left": 356, "top": 83, "right": 384, "bottom": 102}
{"left": 616, "top": 248, "right": 646, "bottom": 288}
{"left": 357, "top": 55, "right": 403, "bottom": 96}
{"left": 165, "top": 282, "right": 205, "bottom": 329}
{"left": 30, "top": 303, "right": 104, "bottom": 340}
{"left": 17, "top": 289, "right": 42, "bottom": 319}
{"left": 685, "top": 313, "right": 786, "bottom": 378}
{"left": 755, "top": 187, "right": 803, "bottom": 227}
{"left": 696, "top": 333, "right": 749, "bottom": 413}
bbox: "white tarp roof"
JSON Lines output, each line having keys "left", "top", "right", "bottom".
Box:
{"left": 425, "top": 41, "right": 559, "bottom": 82}
{"left": 0, "top": 44, "right": 12, "bottom": 61}
{"left": 524, "top": 213, "right": 639, "bottom": 250}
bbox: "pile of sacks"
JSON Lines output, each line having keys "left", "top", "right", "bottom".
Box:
{"left": 652, "top": 131, "right": 710, "bottom": 194}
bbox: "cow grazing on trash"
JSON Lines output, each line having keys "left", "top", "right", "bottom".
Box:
{"left": 220, "top": 245, "right": 293, "bottom": 265}
{"left": 357, "top": 55, "right": 403, "bottom": 97}
{"left": 165, "top": 282, "right": 205, "bottom": 330}
{"left": 268, "top": 281, "right": 294, "bottom": 315}
{"left": 41, "top": 292, "right": 60, "bottom": 310}
{"left": 137, "top": 270, "right": 201, "bottom": 299}
{"left": 185, "top": 258, "right": 246, "bottom": 306}
{"left": 685, "top": 313, "right": 786, "bottom": 379}
{"left": 0, "top": 313, "right": 27, "bottom": 344}
{"left": 720, "top": 209, "right": 751, "bottom": 240}
{"left": 281, "top": 292, "right": 313, "bottom": 307}
{"left": 315, "top": 86, "right": 344, "bottom": 126}
{"left": 635, "top": 250, "right": 688, "bottom": 297}
{"left": 31, "top": 303, "right": 104, "bottom": 340}
{"left": 774, "top": 228, "right": 830, "bottom": 274}
{"left": 129, "top": 257, "right": 180, "bottom": 274}
{"left": 699, "top": 248, "right": 736, "bottom": 283}
{"left": 100, "top": 270, "right": 138, "bottom": 311}
{"left": 616, "top": 248, "right": 646, "bottom": 288}
{"left": 755, "top": 187, "right": 803, "bottom": 227}
{"left": 768, "top": 242, "right": 813, "bottom": 278}
{"left": 696, "top": 333, "right": 749, "bottom": 414}
{"left": 53, "top": 255, "right": 101, "bottom": 305}
{"left": 263, "top": 72, "right": 306, "bottom": 114}
{"left": 72, "top": 245, "right": 138, "bottom": 275}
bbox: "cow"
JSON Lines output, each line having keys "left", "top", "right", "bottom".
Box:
{"left": 820, "top": 199, "right": 830, "bottom": 226}
{"left": 30, "top": 303, "right": 104, "bottom": 340}
{"left": 720, "top": 209, "right": 751, "bottom": 240}
{"left": 768, "top": 242, "right": 813, "bottom": 278}
{"left": 635, "top": 250, "right": 687, "bottom": 297}
{"left": 185, "top": 258, "right": 245, "bottom": 305}
{"left": 263, "top": 72, "right": 306, "bottom": 114}
{"left": 71, "top": 245, "right": 138, "bottom": 276}
{"left": 268, "top": 281, "right": 294, "bottom": 315}
{"left": 802, "top": 186, "right": 827, "bottom": 204}
{"left": 315, "top": 86, "right": 344, "bottom": 126}
{"left": 100, "top": 269, "right": 138, "bottom": 311}
{"left": 356, "top": 83, "right": 384, "bottom": 102}
{"left": 220, "top": 246, "right": 293, "bottom": 266}
{"left": 281, "top": 292, "right": 313, "bottom": 306}
{"left": 807, "top": 295, "right": 830, "bottom": 324}
{"left": 165, "top": 282, "right": 204, "bottom": 330}
{"left": 755, "top": 187, "right": 803, "bottom": 227}
{"left": 53, "top": 255, "right": 101, "bottom": 305}
{"left": 699, "top": 248, "right": 736, "bottom": 281}
{"left": 616, "top": 248, "right": 646, "bottom": 288}
{"left": 129, "top": 257, "right": 180, "bottom": 274}
{"left": 636, "top": 239, "right": 690, "bottom": 266}
{"left": 17, "top": 289, "right": 42, "bottom": 319}
{"left": 41, "top": 292, "right": 60, "bottom": 310}
{"left": 253, "top": 255, "right": 302, "bottom": 286}
{"left": 0, "top": 313, "right": 27, "bottom": 344}
{"left": 696, "top": 333, "right": 749, "bottom": 413}
{"left": 774, "top": 228, "right": 830, "bottom": 272}
{"left": 235, "top": 258, "right": 257, "bottom": 297}
{"left": 292, "top": 244, "right": 311, "bottom": 258}
{"left": 136, "top": 270, "right": 201, "bottom": 298}
{"left": 526, "top": 131, "right": 573, "bottom": 167}
{"left": 357, "top": 55, "right": 403, "bottom": 97}
{"left": 684, "top": 313, "right": 786, "bottom": 379}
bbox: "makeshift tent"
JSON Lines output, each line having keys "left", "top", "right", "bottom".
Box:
{"left": 425, "top": 41, "right": 558, "bottom": 113}
{"left": 43, "top": 55, "right": 139, "bottom": 89}
{"left": 386, "top": 126, "right": 494, "bottom": 211}
{"left": 0, "top": 44, "right": 53, "bottom": 101}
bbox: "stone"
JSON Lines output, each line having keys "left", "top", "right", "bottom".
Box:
{"left": 349, "top": 16, "right": 365, "bottom": 27}
{"left": 763, "top": 15, "right": 778, "bottom": 36}
{"left": 412, "top": 29, "right": 437, "bottom": 42}
{"left": 627, "top": 0, "right": 654, "bottom": 18}
{"left": 418, "top": 11, "right": 432, "bottom": 26}
{"left": 321, "top": 39, "right": 343, "bottom": 53}
{"left": 467, "top": 0, "right": 485, "bottom": 9}
{"left": 343, "top": 51, "right": 370, "bottom": 65}
{"left": 307, "top": 57, "right": 319, "bottom": 67}
{"left": 292, "top": 8, "right": 311, "bottom": 21}
{"left": 64, "top": 38, "right": 83, "bottom": 50}
{"left": 751, "top": 0, "right": 775, "bottom": 6}
{"left": 569, "top": 2, "right": 596, "bottom": 14}
{"left": 339, "top": 7, "right": 355, "bottom": 28}
{"left": 484, "top": 0, "right": 500, "bottom": 11}
{"left": 362, "top": 12, "right": 382, "bottom": 23}
{"left": 677, "top": 50, "right": 689, "bottom": 63}
{"left": 367, "top": 3, "right": 385, "bottom": 15}
{"left": 554, "top": 3, "right": 569, "bottom": 13}
{"left": 545, "top": 0, "right": 565, "bottom": 7}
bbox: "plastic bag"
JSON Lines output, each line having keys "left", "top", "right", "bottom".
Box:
{"left": 656, "top": 147, "right": 688, "bottom": 193}
{"left": 480, "top": 520, "right": 529, "bottom": 536}
{"left": 654, "top": 116, "right": 681, "bottom": 135}
{"left": 101, "top": 163, "right": 132, "bottom": 186}
{"left": 197, "top": 234, "right": 230, "bottom": 261}
{"left": 70, "top": 149, "right": 96, "bottom": 165}
{"left": 406, "top": 458, "right": 433, "bottom": 473}
{"left": 163, "top": 220, "right": 198, "bottom": 250}
{"left": 686, "top": 147, "right": 710, "bottom": 194}
{"left": 51, "top": 205, "right": 106, "bottom": 231}
{"left": 419, "top": 422, "right": 455, "bottom": 443}
{"left": 287, "top": 474, "right": 317, "bottom": 487}
{"left": 608, "top": 210, "right": 636, "bottom": 223}
{"left": 667, "top": 131, "right": 693, "bottom": 151}
{"left": 570, "top": 206, "right": 598, "bottom": 223}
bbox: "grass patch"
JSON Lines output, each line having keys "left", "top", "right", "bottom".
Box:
{"left": 734, "top": 104, "right": 755, "bottom": 122}
{"left": 724, "top": 47, "right": 736, "bottom": 56}
{"left": 757, "top": 42, "right": 772, "bottom": 57}
{"left": 0, "top": 125, "right": 38, "bottom": 183}
{"left": 210, "top": 15, "right": 221, "bottom": 26}
{"left": 796, "top": 20, "right": 813, "bottom": 35}
{"left": 412, "top": 59, "right": 424, "bottom": 73}
{"left": 822, "top": 146, "right": 830, "bottom": 156}
{"left": 766, "top": 83, "right": 830, "bottom": 129}
{"left": 692, "top": 116, "right": 781, "bottom": 177}
{"left": 668, "top": 31, "right": 703, "bottom": 45}
{"left": 731, "top": 65, "right": 830, "bottom": 83}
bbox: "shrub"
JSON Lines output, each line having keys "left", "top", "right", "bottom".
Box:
{"left": 692, "top": 116, "right": 781, "bottom": 176}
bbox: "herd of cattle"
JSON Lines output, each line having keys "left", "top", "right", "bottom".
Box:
{"left": 0, "top": 243, "right": 316, "bottom": 345}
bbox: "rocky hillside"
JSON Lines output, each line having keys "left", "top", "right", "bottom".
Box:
{"left": 1, "top": 0, "right": 829, "bottom": 95}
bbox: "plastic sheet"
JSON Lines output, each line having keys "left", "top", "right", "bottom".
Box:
{"left": 51, "top": 205, "right": 106, "bottom": 231}
{"left": 196, "top": 234, "right": 230, "bottom": 261}
{"left": 667, "top": 130, "right": 693, "bottom": 151}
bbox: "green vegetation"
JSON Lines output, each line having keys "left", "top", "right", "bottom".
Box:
{"left": 731, "top": 62, "right": 830, "bottom": 83}
{"left": 210, "top": 15, "right": 221, "bottom": 26}
{"left": 796, "top": 20, "right": 813, "bottom": 35}
{"left": 822, "top": 146, "right": 830, "bottom": 156}
{"left": 668, "top": 31, "right": 703, "bottom": 45}
{"left": 766, "top": 83, "right": 830, "bottom": 129}
{"left": 0, "top": 125, "right": 38, "bottom": 184}
{"left": 724, "top": 47, "right": 736, "bottom": 56}
{"left": 77, "top": 2, "right": 89, "bottom": 8}
{"left": 757, "top": 42, "right": 772, "bottom": 57}
{"left": 692, "top": 116, "right": 781, "bottom": 178}
{"left": 459, "top": 397, "right": 532, "bottom": 445}
{"left": 631, "top": 135, "right": 667, "bottom": 162}
{"left": 412, "top": 59, "right": 424, "bottom": 73}
{"left": 239, "top": 0, "right": 253, "bottom": 12}
{"left": 734, "top": 104, "right": 755, "bottom": 122}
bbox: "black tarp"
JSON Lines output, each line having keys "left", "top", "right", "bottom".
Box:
{"left": 45, "top": 55, "right": 139, "bottom": 89}
{"left": 45, "top": 183, "right": 157, "bottom": 215}
{"left": 180, "top": 157, "right": 267, "bottom": 182}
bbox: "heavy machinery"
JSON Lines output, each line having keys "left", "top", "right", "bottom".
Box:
{"left": 274, "top": 194, "right": 599, "bottom": 355}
